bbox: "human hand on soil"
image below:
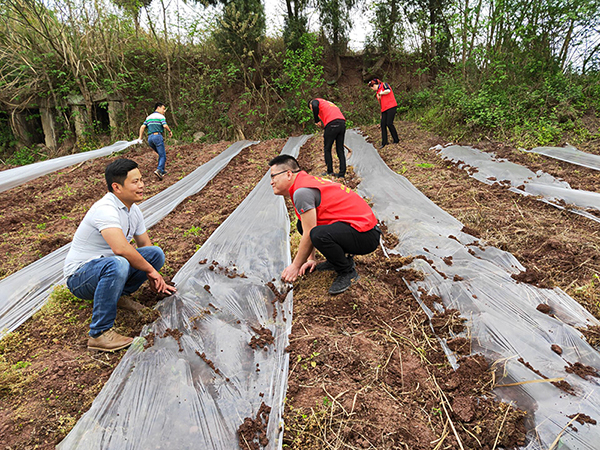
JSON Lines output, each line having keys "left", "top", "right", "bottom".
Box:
{"left": 147, "top": 270, "right": 177, "bottom": 295}
{"left": 281, "top": 263, "right": 300, "bottom": 283}
{"left": 299, "top": 260, "right": 316, "bottom": 276}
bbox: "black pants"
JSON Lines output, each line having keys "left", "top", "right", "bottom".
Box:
{"left": 380, "top": 107, "right": 399, "bottom": 146}
{"left": 298, "top": 220, "right": 381, "bottom": 274}
{"left": 323, "top": 119, "right": 346, "bottom": 176}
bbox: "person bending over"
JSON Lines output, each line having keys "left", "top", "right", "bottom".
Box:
{"left": 64, "top": 158, "right": 176, "bottom": 351}
{"left": 308, "top": 98, "right": 347, "bottom": 178}
{"left": 368, "top": 78, "right": 399, "bottom": 148}
{"left": 269, "top": 155, "right": 380, "bottom": 294}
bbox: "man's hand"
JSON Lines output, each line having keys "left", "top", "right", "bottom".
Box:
{"left": 299, "top": 260, "right": 316, "bottom": 276}
{"left": 316, "top": 121, "right": 324, "bottom": 129}
{"left": 281, "top": 263, "right": 301, "bottom": 283}
{"left": 168, "top": 131, "right": 173, "bottom": 138}
{"left": 147, "top": 269, "right": 177, "bottom": 295}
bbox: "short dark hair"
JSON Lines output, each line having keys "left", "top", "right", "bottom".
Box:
{"left": 154, "top": 102, "right": 165, "bottom": 110}
{"left": 269, "top": 155, "right": 301, "bottom": 171}
{"left": 368, "top": 78, "right": 381, "bottom": 87}
{"left": 105, "top": 158, "right": 138, "bottom": 192}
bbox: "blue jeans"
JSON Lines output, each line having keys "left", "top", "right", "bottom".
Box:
{"left": 148, "top": 133, "right": 166, "bottom": 173}
{"left": 66, "top": 246, "right": 165, "bottom": 337}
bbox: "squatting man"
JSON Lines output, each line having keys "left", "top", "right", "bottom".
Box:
{"left": 63, "top": 158, "right": 176, "bottom": 352}
{"left": 269, "top": 155, "right": 381, "bottom": 294}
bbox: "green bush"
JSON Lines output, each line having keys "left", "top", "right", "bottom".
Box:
{"left": 6, "top": 145, "right": 45, "bottom": 166}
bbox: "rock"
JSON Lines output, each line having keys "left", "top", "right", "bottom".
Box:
{"left": 193, "top": 131, "right": 205, "bottom": 142}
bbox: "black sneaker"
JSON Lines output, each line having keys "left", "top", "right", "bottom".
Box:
{"left": 320, "top": 172, "right": 334, "bottom": 177}
{"left": 335, "top": 173, "right": 345, "bottom": 178}
{"left": 328, "top": 268, "right": 359, "bottom": 295}
{"left": 315, "top": 255, "right": 354, "bottom": 272}
{"left": 161, "top": 170, "right": 168, "bottom": 176}
{"left": 154, "top": 170, "right": 163, "bottom": 180}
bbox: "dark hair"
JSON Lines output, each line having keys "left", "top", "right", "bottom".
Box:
{"left": 368, "top": 78, "right": 381, "bottom": 87}
{"left": 268, "top": 155, "right": 301, "bottom": 171}
{"left": 154, "top": 102, "right": 165, "bottom": 110}
{"left": 105, "top": 158, "right": 139, "bottom": 192}
{"left": 307, "top": 99, "right": 316, "bottom": 109}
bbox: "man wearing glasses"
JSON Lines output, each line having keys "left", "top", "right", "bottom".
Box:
{"left": 269, "top": 155, "right": 380, "bottom": 294}
{"left": 64, "top": 159, "right": 176, "bottom": 351}
{"left": 137, "top": 102, "right": 173, "bottom": 180}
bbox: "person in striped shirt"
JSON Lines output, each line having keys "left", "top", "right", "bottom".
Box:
{"left": 138, "top": 102, "right": 173, "bottom": 180}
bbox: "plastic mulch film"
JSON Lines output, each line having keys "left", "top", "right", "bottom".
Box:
{"left": 0, "top": 140, "right": 257, "bottom": 340}
{"left": 433, "top": 144, "right": 600, "bottom": 223}
{"left": 0, "top": 140, "right": 139, "bottom": 193}
{"left": 57, "top": 135, "right": 310, "bottom": 450}
{"left": 526, "top": 144, "right": 600, "bottom": 172}
{"left": 345, "top": 130, "right": 600, "bottom": 450}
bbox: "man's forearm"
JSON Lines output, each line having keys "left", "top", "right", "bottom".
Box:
{"left": 115, "top": 244, "right": 156, "bottom": 274}
{"left": 293, "top": 233, "right": 314, "bottom": 267}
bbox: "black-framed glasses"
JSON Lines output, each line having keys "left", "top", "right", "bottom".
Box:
{"left": 270, "top": 169, "right": 300, "bottom": 179}
{"left": 270, "top": 169, "right": 289, "bottom": 179}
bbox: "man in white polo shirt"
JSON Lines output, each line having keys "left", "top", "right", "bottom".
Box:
{"left": 64, "top": 158, "right": 176, "bottom": 351}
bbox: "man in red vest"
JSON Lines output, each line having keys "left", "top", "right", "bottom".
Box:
{"left": 269, "top": 155, "right": 381, "bottom": 294}
{"left": 309, "top": 98, "right": 347, "bottom": 177}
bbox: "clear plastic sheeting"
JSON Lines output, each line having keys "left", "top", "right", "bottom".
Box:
{"left": 346, "top": 131, "right": 600, "bottom": 450}
{"left": 0, "top": 140, "right": 258, "bottom": 340}
{"left": 526, "top": 144, "right": 600, "bottom": 172}
{"left": 434, "top": 144, "right": 600, "bottom": 223}
{"left": 0, "top": 140, "right": 139, "bottom": 193}
{"left": 57, "top": 135, "right": 311, "bottom": 450}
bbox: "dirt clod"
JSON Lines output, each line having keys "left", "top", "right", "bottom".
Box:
{"left": 249, "top": 326, "right": 274, "bottom": 350}
{"left": 238, "top": 402, "right": 271, "bottom": 450}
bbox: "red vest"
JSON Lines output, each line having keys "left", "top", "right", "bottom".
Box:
{"left": 289, "top": 171, "right": 377, "bottom": 232}
{"left": 315, "top": 98, "right": 345, "bottom": 126}
{"left": 377, "top": 83, "right": 397, "bottom": 112}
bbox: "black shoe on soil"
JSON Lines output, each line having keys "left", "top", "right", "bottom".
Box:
{"left": 154, "top": 170, "right": 163, "bottom": 180}
{"left": 328, "top": 268, "right": 359, "bottom": 295}
{"left": 321, "top": 171, "right": 334, "bottom": 177}
{"left": 335, "top": 172, "right": 345, "bottom": 178}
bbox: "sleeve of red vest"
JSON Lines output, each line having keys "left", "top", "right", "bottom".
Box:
{"left": 311, "top": 100, "right": 320, "bottom": 123}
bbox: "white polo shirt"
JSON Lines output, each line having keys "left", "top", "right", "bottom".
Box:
{"left": 64, "top": 192, "right": 146, "bottom": 278}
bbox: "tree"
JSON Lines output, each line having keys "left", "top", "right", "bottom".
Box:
{"left": 283, "top": 0, "right": 309, "bottom": 50}
{"left": 314, "top": 0, "right": 356, "bottom": 82}
{"left": 112, "top": 0, "right": 153, "bottom": 35}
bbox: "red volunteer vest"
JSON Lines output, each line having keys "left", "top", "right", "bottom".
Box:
{"left": 377, "top": 83, "right": 397, "bottom": 112}
{"left": 289, "top": 171, "right": 377, "bottom": 232}
{"left": 315, "top": 98, "right": 345, "bottom": 126}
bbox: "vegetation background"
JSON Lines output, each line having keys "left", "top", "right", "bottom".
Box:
{"left": 0, "top": 0, "right": 599, "bottom": 165}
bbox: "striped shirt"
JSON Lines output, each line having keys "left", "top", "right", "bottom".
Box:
{"left": 143, "top": 112, "right": 168, "bottom": 134}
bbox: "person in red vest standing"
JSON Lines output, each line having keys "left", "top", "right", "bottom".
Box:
{"left": 269, "top": 155, "right": 381, "bottom": 294}
{"left": 368, "top": 78, "right": 399, "bottom": 148}
{"left": 308, "top": 98, "right": 347, "bottom": 177}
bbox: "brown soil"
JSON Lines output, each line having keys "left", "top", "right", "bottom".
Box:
{"left": 2, "top": 121, "right": 599, "bottom": 449}
{"left": 238, "top": 402, "right": 271, "bottom": 450}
